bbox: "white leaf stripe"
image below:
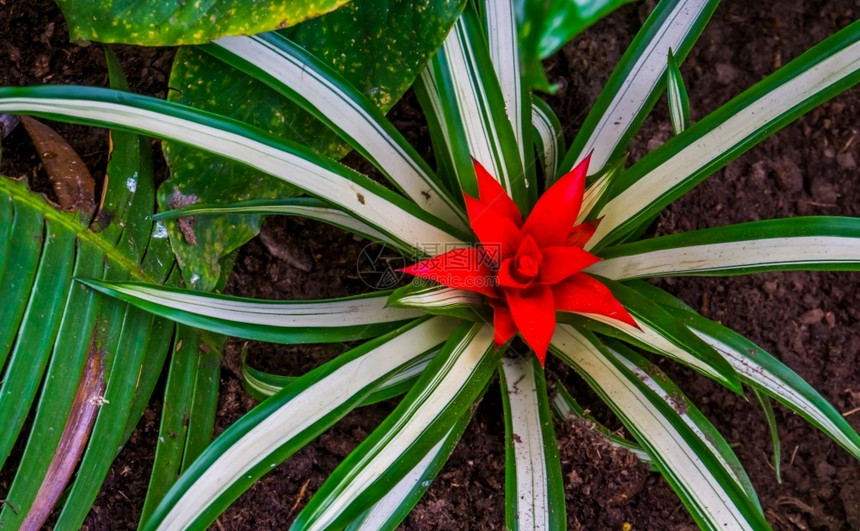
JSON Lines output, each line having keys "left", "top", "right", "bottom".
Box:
{"left": 501, "top": 357, "right": 550, "bottom": 530}
{"left": 210, "top": 35, "right": 467, "bottom": 230}
{"left": 666, "top": 49, "right": 690, "bottom": 135}
{"left": 0, "top": 89, "right": 466, "bottom": 255}
{"left": 531, "top": 100, "right": 563, "bottom": 181}
{"left": 296, "top": 323, "right": 496, "bottom": 529}
{"left": 148, "top": 317, "right": 459, "bottom": 531}
{"left": 351, "top": 434, "right": 449, "bottom": 530}
{"left": 589, "top": 236, "right": 860, "bottom": 279}
{"left": 550, "top": 326, "right": 767, "bottom": 529}
{"left": 436, "top": 10, "right": 524, "bottom": 205}
{"left": 565, "top": 0, "right": 716, "bottom": 177}
{"left": 81, "top": 281, "right": 423, "bottom": 328}
{"left": 608, "top": 346, "right": 761, "bottom": 511}
{"left": 156, "top": 199, "right": 406, "bottom": 254}
{"left": 574, "top": 312, "right": 731, "bottom": 387}
{"left": 394, "top": 285, "right": 483, "bottom": 309}
{"left": 694, "top": 330, "right": 860, "bottom": 458}
{"left": 483, "top": 0, "right": 526, "bottom": 164}
{"left": 589, "top": 37, "right": 860, "bottom": 248}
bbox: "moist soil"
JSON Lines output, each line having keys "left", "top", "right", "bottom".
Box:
{"left": 1, "top": 0, "right": 858, "bottom": 529}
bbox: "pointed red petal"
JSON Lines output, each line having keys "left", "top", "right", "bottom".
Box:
{"left": 506, "top": 284, "right": 556, "bottom": 365}
{"left": 552, "top": 273, "right": 636, "bottom": 327}
{"left": 468, "top": 158, "right": 523, "bottom": 227}
{"left": 490, "top": 300, "right": 517, "bottom": 347}
{"left": 567, "top": 218, "right": 602, "bottom": 248}
{"left": 401, "top": 248, "right": 497, "bottom": 298}
{"left": 539, "top": 246, "right": 601, "bottom": 285}
{"left": 464, "top": 194, "right": 522, "bottom": 260}
{"left": 522, "top": 153, "right": 591, "bottom": 248}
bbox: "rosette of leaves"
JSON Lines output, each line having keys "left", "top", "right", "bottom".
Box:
{"left": 1, "top": 0, "right": 858, "bottom": 529}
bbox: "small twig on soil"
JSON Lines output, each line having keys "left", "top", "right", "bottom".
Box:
{"left": 288, "top": 478, "right": 311, "bottom": 517}
{"left": 841, "top": 405, "right": 860, "bottom": 417}
{"left": 789, "top": 445, "right": 799, "bottom": 467}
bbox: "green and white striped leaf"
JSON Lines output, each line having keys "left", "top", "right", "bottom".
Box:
{"left": 588, "top": 21, "right": 860, "bottom": 248}
{"left": 388, "top": 280, "right": 489, "bottom": 322}
{"left": 551, "top": 379, "right": 651, "bottom": 464}
{"left": 550, "top": 325, "right": 771, "bottom": 530}
{"left": 346, "top": 409, "right": 473, "bottom": 531}
{"left": 154, "top": 198, "right": 406, "bottom": 254}
{"left": 144, "top": 316, "right": 458, "bottom": 531}
{"left": 480, "top": 0, "right": 528, "bottom": 168}
{"left": 575, "top": 155, "right": 626, "bottom": 225}
{"left": 242, "top": 347, "right": 437, "bottom": 404}
{"left": 204, "top": 34, "right": 467, "bottom": 230}
{"left": 0, "top": 86, "right": 468, "bottom": 255}
{"left": 499, "top": 356, "right": 566, "bottom": 530}
{"left": 78, "top": 280, "right": 424, "bottom": 344}
{"left": 292, "top": 322, "right": 499, "bottom": 530}
{"left": 666, "top": 48, "right": 691, "bottom": 135}
{"left": 421, "top": 5, "right": 528, "bottom": 212}
{"left": 561, "top": 0, "right": 719, "bottom": 180}
{"left": 590, "top": 217, "right": 860, "bottom": 279}
{"left": 557, "top": 278, "right": 742, "bottom": 393}
{"left": 531, "top": 97, "right": 565, "bottom": 187}
{"left": 606, "top": 341, "right": 762, "bottom": 513}
{"left": 631, "top": 280, "right": 860, "bottom": 459}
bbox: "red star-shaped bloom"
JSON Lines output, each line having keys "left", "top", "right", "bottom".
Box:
{"left": 402, "top": 155, "right": 635, "bottom": 365}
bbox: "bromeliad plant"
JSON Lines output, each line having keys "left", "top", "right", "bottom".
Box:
{"left": 0, "top": 0, "right": 858, "bottom": 528}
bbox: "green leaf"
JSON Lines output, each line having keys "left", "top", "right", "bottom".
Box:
{"left": 753, "top": 388, "right": 782, "bottom": 483}
{"left": 590, "top": 217, "right": 860, "bottom": 279}
{"left": 293, "top": 322, "right": 499, "bottom": 529}
{"left": 143, "top": 317, "right": 458, "bottom": 530}
{"left": 0, "top": 107, "right": 188, "bottom": 527}
{"left": 588, "top": 21, "right": 860, "bottom": 248}
{"left": 78, "top": 280, "right": 426, "bottom": 344}
{"left": 420, "top": 4, "right": 529, "bottom": 213}
{"left": 387, "top": 280, "right": 490, "bottom": 322}
{"left": 551, "top": 378, "right": 652, "bottom": 464}
{"left": 499, "top": 356, "right": 566, "bottom": 529}
{"left": 629, "top": 280, "right": 860, "bottom": 460}
{"left": 557, "top": 278, "right": 742, "bottom": 393}
{"left": 550, "top": 326, "right": 771, "bottom": 530}
{"left": 161, "top": 0, "right": 466, "bottom": 289}
{"left": 561, "top": 0, "right": 719, "bottom": 183}
{"left": 666, "top": 48, "right": 691, "bottom": 135}
{"left": 0, "top": 85, "right": 469, "bottom": 257}
{"left": 53, "top": 0, "right": 349, "bottom": 45}
{"left": 531, "top": 97, "right": 565, "bottom": 189}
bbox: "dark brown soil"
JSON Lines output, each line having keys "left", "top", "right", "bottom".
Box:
{"left": 1, "top": 0, "right": 858, "bottom": 529}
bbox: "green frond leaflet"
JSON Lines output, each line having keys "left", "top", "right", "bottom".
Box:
{"left": 205, "top": 34, "right": 467, "bottom": 230}
{"left": 144, "top": 317, "right": 458, "bottom": 530}
{"left": 550, "top": 325, "right": 771, "bottom": 530}
{"left": 78, "top": 280, "right": 424, "bottom": 344}
{"left": 590, "top": 217, "right": 860, "bottom": 279}
{"left": 499, "top": 356, "right": 566, "bottom": 529}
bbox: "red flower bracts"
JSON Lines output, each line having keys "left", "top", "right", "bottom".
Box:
{"left": 402, "top": 156, "right": 635, "bottom": 365}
